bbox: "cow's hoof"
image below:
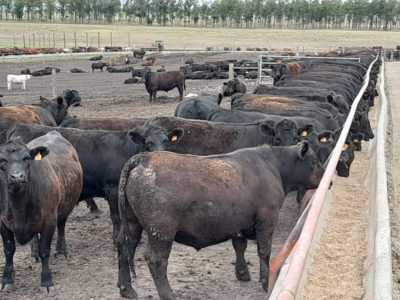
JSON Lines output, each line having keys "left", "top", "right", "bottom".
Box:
{"left": 120, "top": 285, "right": 138, "bottom": 299}
{"left": 31, "top": 255, "right": 39, "bottom": 263}
{"left": 1, "top": 283, "right": 15, "bottom": 291}
{"left": 259, "top": 278, "right": 268, "bottom": 292}
{"left": 236, "top": 269, "right": 251, "bottom": 281}
{"left": 40, "top": 285, "right": 55, "bottom": 293}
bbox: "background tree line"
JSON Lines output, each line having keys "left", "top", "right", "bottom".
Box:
{"left": 0, "top": 0, "right": 399, "bottom": 30}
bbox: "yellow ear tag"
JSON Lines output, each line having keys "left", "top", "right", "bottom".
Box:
{"left": 343, "top": 143, "right": 349, "bottom": 149}
{"left": 301, "top": 131, "right": 308, "bottom": 137}
{"left": 34, "top": 152, "right": 42, "bottom": 161}
{"left": 320, "top": 137, "right": 327, "bottom": 142}
{"left": 353, "top": 139, "right": 359, "bottom": 143}
{"left": 171, "top": 135, "right": 178, "bottom": 141}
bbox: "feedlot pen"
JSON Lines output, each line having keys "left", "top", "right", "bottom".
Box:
{"left": 0, "top": 53, "right": 396, "bottom": 299}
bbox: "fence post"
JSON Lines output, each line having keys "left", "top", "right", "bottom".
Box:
{"left": 74, "top": 32, "right": 77, "bottom": 48}
{"left": 63, "top": 32, "right": 66, "bottom": 49}
{"left": 98, "top": 32, "right": 100, "bottom": 49}
{"left": 229, "top": 63, "right": 234, "bottom": 80}
{"left": 52, "top": 69, "right": 57, "bottom": 98}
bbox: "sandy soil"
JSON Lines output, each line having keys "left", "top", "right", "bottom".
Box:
{"left": 1, "top": 22, "right": 400, "bottom": 50}
{"left": 0, "top": 53, "right": 298, "bottom": 300}
{"left": 385, "top": 62, "right": 400, "bottom": 299}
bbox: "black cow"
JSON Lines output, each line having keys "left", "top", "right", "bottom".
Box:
{"left": 124, "top": 78, "right": 139, "bottom": 84}
{"left": 0, "top": 131, "right": 83, "bottom": 291}
{"left": 131, "top": 67, "right": 151, "bottom": 79}
{"left": 144, "top": 70, "right": 186, "bottom": 102}
{"left": 91, "top": 62, "right": 107, "bottom": 72}
{"left": 71, "top": 68, "right": 88, "bottom": 73}
{"left": 20, "top": 68, "right": 31, "bottom": 75}
{"left": 222, "top": 79, "right": 247, "bottom": 96}
{"left": 244, "top": 71, "right": 258, "bottom": 79}
{"left": 116, "top": 142, "right": 324, "bottom": 298}
{"left": 89, "top": 55, "right": 103, "bottom": 61}
{"left": 61, "top": 89, "right": 81, "bottom": 107}
{"left": 6, "top": 123, "right": 184, "bottom": 241}
{"left": 107, "top": 67, "right": 133, "bottom": 73}
{"left": 174, "top": 94, "right": 222, "bottom": 120}
{"left": 133, "top": 50, "right": 146, "bottom": 58}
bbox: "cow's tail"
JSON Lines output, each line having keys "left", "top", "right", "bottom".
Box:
{"left": 115, "top": 155, "right": 143, "bottom": 273}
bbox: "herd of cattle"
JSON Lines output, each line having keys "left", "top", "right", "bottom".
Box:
{"left": 0, "top": 51, "right": 379, "bottom": 299}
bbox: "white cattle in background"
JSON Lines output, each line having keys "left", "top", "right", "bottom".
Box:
{"left": 7, "top": 74, "right": 32, "bottom": 90}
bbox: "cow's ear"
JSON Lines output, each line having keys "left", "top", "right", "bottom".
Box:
{"left": 297, "top": 141, "right": 309, "bottom": 160}
{"left": 128, "top": 129, "right": 145, "bottom": 145}
{"left": 298, "top": 124, "right": 314, "bottom": 137}
{"left": 318, "top": 131, "right": 333, "bottom": 143}
{"left": 259, "top": 121, "right": 275, "bottom": 137}
{"left": 40, "top": 96, "right": 50, "bottom": 106}
{"left": 223, "top": 82, "right": 227, "bottom": 85}
{"left": 217, "top": 93, "right": 223, "bottom": 105}
{"left": 168, "top": 128, "right": 184, "bottom": 142}
{"left": 29, "top": 146, "right": 49, "bottom": 161}
{"left": 56, "top": 96, "right": 64, "bottom": 107}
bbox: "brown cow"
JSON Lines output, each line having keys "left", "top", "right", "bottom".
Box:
{"left": 141, "top": 61, "right": 153, "bottom": 67}
{"left": 0, "top": 131, "right": 83, "bottom": 291}
{"left": 144, "top": 70, "right": 186, "bottom": 102}
{"left": 145, "top": 56, "right": 156, "bottom": 63}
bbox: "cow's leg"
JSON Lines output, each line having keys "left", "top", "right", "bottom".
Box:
{"left": 39, "top": 225, "right": 56, "bottom": 291}
{"left": 85, "top": 197, "right": 101, "bottom": 213}
{"left": 56, "top": 218, "right": 68, "bottom": 257}
{"left": 232, "top": 237, "right": 251, "bottom": 281}
{"left": 1, "top": 223, "right": 15, "bottom": 290}
{"left": 152, "top": 91, "right": 157, "bottom": 102}
{"left": 255, "top": 213, "right": 277, "bottom": 292}
{"left": 177, "top": 86, "right": 183, "bottom": 101}
{"left": 126, "top": 207, "right": 143, "bottom": 277}
{"left": 117, "top": 209, "right": 141, "bottom": 299}
{"left": 31, "top": 234, "right": 39, "bottom": 262}
{"left": 105, "top": 186, "right": 120, "bottom": 242}
{"left": 145, "top": 236, "right": 174, "bottom": 300}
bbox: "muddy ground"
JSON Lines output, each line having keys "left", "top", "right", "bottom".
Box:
{"left": 0, "top": 52, "right": 300, "bottom": 300}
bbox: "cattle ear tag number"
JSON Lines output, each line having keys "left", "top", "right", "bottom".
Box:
{"left": 354, "top": 139, "right": 359, "bottom": 143}
{"left": 301, "top": 131, "right": 308, "bottom": 137}
{"left": 320, "top": 137, "right": 327, "bottom": 142}
{"left": 171, "top": 135, "right": 178, "bottom": 141}
{"left": 34, "top": 152, "right": 42, "bottom": 161}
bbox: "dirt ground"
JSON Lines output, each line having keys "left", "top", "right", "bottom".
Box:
{"left": 385, "top": 62, "right": 400, "bottom": 299}
{"left": 0, "top": 52, "right": 299, "bottom": 300}
{"left": 1, "top": 21, "right": 400, "bottom": 50}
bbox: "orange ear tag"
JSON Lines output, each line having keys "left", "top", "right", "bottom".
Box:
{"left": 34, "top": 152, "right": 42, "bottom": 161}
{"left": 343, "top": 143, "right": 349, "bottom": 149}
{"left": 353, "top": 139, "right": 359, "bottom": 143}
{"left": 320, "top": 137, "right": 327, "bottom": 142}
{"left": 301, "top": 131, "right": 308, "bottom": 137}
{"left": 171, "top": 135, "right": 178, "bottom": 141}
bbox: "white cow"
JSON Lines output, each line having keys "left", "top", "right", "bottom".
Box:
{"left": 7, "top": 74, "right": 32, "bottom": 90}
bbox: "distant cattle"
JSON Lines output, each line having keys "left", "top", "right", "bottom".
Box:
{"left": 89, "top": 55, "right": 103, "bottom": 61}
{"left": 141, "top": 61, "right": 153, "bottom": 67}
{"left": 144, "top": 70, "right": 186, "bottom": 102}
{"left": 133, "top": 50, "right": 146, "bottom": 58}
{"left": 185, "top": 59, "right": 193, "bottom": 64}
{"left": 20, "top": 68, "right": 31, "bottom": 75}
{"left": 124, "top": 78, "right": 140, "bottom": 84}
{"left": 7, "top": 74, "right": 32, "bottom": 90}
{"left": 0, "top": 131, "right": 83, "bottom": 291}
{"left": 244, "top": 71, "right": 258, "bottom": 79}
{"left": 175, "top": 94, "right": 223, "bottom": 120}
{"left": 71, "top": 68, "right": 87, "bottom": 73}
{"left": 131, "top": 67, "right": 151, "bottom": 78}
{"left": 116, "top": 141, "right": 324, "bottom": 298}
{"left": 145, "top": 56, "right": 156, "bottom": 63}
{"left": 91, "top": 62, "right": 107, "bottom": 72}
{"left": 106, "top": 67, "right": 133, "bottom": 73}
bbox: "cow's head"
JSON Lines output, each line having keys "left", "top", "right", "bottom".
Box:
{"left": 286, "top": 141, "right": 324, "bottom": 191}
{"left": 337, "top": 137, "right": 356, "bottom": 177}
{"left": 61, "top": 89, "right": 81, "bottom": 107}
{"left": 0, "top": 140, "right": 49, "bottom": 193}
{"left": 274, "top": 119, "right": 300, "bottom": 146}
{"left": 129, "top": 125, "right": 184, "bottom": 152}
{"left": 40, "top": 96, "right": 69, "bottom": 125}
{"left": 222, "top": 79, "right": 246, "bottom": 97}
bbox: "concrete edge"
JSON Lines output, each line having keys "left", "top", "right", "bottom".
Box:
{"left": 365, "top": 57, "right": 393, "bottom": 300}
